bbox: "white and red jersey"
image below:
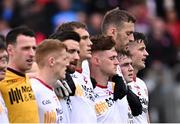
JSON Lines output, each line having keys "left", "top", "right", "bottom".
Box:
{"left": 68, "top": 70, "right": 97, "bottom": 123}
{"left": 128, "top": 77, "right": 149, "bottom": 124}
{"left": 82, "top": 60, "right": 90, "bottom": 78}
{"left": 94, "top": 82, "right": 130, "bottom": 123}
{"left": 117, "top": 65, "right": 133, "bottom": 123}
{"left": 30, "top": 78, "right": 69, "bottom": 123}
{"left": 0, "top": 92, "right": 9, "bottom": 123}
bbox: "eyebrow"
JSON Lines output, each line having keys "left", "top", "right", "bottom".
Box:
{"left": 127, "top": 31, "right": 134, "bottom": 34}
{"left": 67, "top": 49, "right": 80, "bottom": 53}
{"left": 81, "top": 35, "right": 89, "bottom": 39}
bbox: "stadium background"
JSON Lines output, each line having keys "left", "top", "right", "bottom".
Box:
{"left": 0, "top": 0, "right": 180, "bottom": 122}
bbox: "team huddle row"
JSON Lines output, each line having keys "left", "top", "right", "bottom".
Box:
{"left": 0, "top": 7, "right": 149, "bottom": 123}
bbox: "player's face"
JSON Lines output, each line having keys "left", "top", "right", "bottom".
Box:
{"left": 128, "top": 41, "right": 149, "bottom": 71}
{"left": 54, "top": 49, "right": 69, "bottom": 80}
{"left": 0, "top": 50, "right": 8, "bottom": 81}
{"left": 63, "top": 40, "right": 80, "bottom": 73}
{"left": 118, "top": 55, "right": 134, "bottom": 83}
{"left": 115, "top": 22, "right": 134, "bottom": 52}
{"left": 99, "top": 47, "right": 119, "bottom": 76}
{"left": 7, "top": 34, "right": 36, "bottom": 73}
{"left": 74, "top": 28, "right": 92, "bottom": 60}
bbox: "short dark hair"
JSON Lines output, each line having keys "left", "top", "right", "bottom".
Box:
{"left": 56, "top": 21, "right": 87, "bottom": 32}
{"left": 133, "top": 32, "right": 148, "bottom": 45}
{"left": 91, "top": 35, "right": 115, "bottom": 52}
{"left": 49, "top": 30, "right": 80, "bottom": 43}
{"left": 118, "top": 50, "right": 132, "bottom": 58}
{"left": 101, "top": 7, "right": 136, "bottom": 34}
{"left": 0, "top": 35, "right": 6, "bottom": 50}
{"left": 6, "top": 26, "right": 35, "bottom": 45}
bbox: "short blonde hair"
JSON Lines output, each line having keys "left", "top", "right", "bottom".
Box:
{"left": 35, "top": 39, "right": 67, "bottom": 68}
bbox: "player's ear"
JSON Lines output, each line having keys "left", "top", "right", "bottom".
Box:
{"left": 93, "top": 55, "right": 101, "bottom": 66}
{"left": 48, "top": 57, "right": 55, "bottom": 67}
{"left": 7, "top": 44, "right": 14, "bottom": 56}
{"left": 106, "top": 26, "right": 117, "bottom": 38}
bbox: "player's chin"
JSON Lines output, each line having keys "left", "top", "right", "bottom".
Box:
{"left": 26, "top": 63, "right": 33, "bottom": 69}
{"left": 84, "top": 54, "right": 92, "bottom": 60}
{"left": 111, "top": 71, "right": 117, "bottom": 76}
{"left": 60, "top": 75, "right": 66, "bottom": 80}
{"left": 127, "top": 78, "right": 133, "bottom": 83}
{"left": 66, "top": 66, "right": 76, "bottom": 74}
{"left": 139, "top": 64, "right": 145, "bottom": 70}
{"left": 59, "top": 72, "right": 66, "bottom": 80}
{"left": 26, "top": 66, "right": 33, "bottom": 71}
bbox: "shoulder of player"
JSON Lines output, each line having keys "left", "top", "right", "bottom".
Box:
{"left": 29, "top": 77, "right": 43, "bottom": 89}
{"left": 0, "top": 71, "right": 26, "bottom": 87}
{"left": 136, "top": 77, "right": 147, "bottom": 88}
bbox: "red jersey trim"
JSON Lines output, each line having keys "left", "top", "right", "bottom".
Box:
{"left": 76, "top": 67, "right": 83, "bottom": 73}
{"left": 133, "top": 73, "right": 136, "bottom": 82}
{"left": 32, "top": 77, "right": 53, "bottom": 91}
{"left": 96, "top": 84, "right": 107, "bottom": 89}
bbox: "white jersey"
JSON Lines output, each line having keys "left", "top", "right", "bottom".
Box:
{"left": 94, "top": 82, "right": 130, "bottom": 123}
{"left": 82, "top": 60, "right": 90, "bottom": 78}
{"left": 117, "top": 65, "right": 133, "bottom": 123}
{"left": 128, "top": 77, "right": 149, "bottom": 124}
{"left": 30, "top": 78, "right": 69, "bottom": 123}
{"left": 0, "top": 92, "right": 9, "bottom": 123}
{"left": 68, "top": 71, "right": 97, "bottom": 123}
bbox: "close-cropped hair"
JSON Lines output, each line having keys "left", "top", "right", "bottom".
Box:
{"left": 35, "top": 39, "right": 67, "bottom": 68}
{"left": 118, "top": 50, "right": 132, "bottom": 59}
{"left": 133, "top": 32, "right": 148, "bottom": 45}
{"left": 0, "top": 35, "right": 6, "bottom": 51}
{"left": 101, "top": 7, "right": 136, "bottom": 34}
{"left": 6, "top": 26, "right": 35, "bottom": 45}
{"left": 56, "top": 21, "right": 87, "bottom": 32}
{"left": 49, "top": 30, "right": 80, "bottom": 43}
{"left": 91, "top": 35, "right": 115, "bottom": 52}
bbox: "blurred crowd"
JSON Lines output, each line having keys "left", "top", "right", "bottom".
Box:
{"left": 0, "top": 0, "right": 180, "bottom": 122}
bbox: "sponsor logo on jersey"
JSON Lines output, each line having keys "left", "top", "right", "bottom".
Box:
{"left": 56, "top": 108, "right": 63, "bottom": 122}
{"left": 81, "top": 84, "right": 95, "bottom": 101}
{"left": 7, "top": 79, "right": 17, "bottom": 83}
{"left": 8, "top": 86, "right": 35, "bottom": 104}
{"left": 95, "top": 101, "right": 108, "bottom": 115}
{"left": 42, "top": 100, "right": 51, "bottom": 105}
{"left": 44, "top": 111, "right": 56, "bottom": 123}
{"left": 105, "top": 97, "right": 114, "bottom": 107}
{"left": 139, "top": 98, "right": 148, "bottom": 113}
{"left": 140, "top": 98, "right": 148, "bottom": 105}
{"left": 56, "top": 108, "right": 63, "bottom": 115}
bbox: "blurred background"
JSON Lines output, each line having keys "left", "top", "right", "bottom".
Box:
{"left": 0, "top": 0, "right": 179, "bottom": 122}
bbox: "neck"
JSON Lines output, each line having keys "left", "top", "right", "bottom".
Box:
{"left": 91, "top": 68, "right": 109, "bottom": 87}
{"left": 134, "top": 68, "right": 138, "bottom": 76}
{"left": 77, "top": 60, "right": 82, "bottom": 68}
{"left": 37, "top": 69, "right": 57, "bottom": 88}
{"left": 77, "top": 58, "right": 87, "bottom": 68}
{"left": 8, "top": 62, "right": 26, "bottom": 74}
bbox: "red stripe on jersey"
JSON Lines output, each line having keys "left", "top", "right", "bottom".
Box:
{"left": 32, "top": 77, "right": 53, "bottom": 91}
{"left": 96, "top": 84, "right": 107, "bottom": 89}
{"left": 76, "top": 67, "right": 83, "bottom": 73}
